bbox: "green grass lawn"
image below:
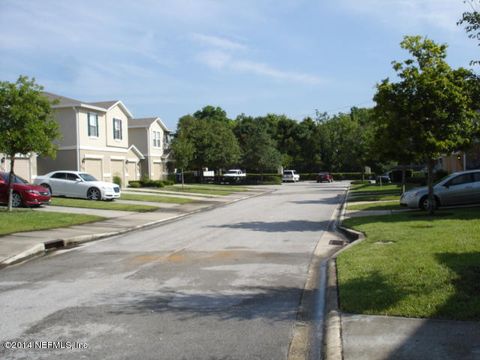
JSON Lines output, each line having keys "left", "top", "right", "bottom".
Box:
{"left": 347, "top": 201, "right": 404, "bottom": 211}
{"left": 348, "top": 194, "right": 400, "bottom": 202}
{"left": 348, "top": 183, "right": 412, "bottom": 203}
{"left": 50, "top": 198, "right": 158, "bottom": 212}
{"left": 163, "top": 184, "right": 249, "bottom": 196}
{"left": 337, "top": 208, "right": 480, "bottom": 320}
{"left": 0, "top": 209, "right": 103, "bottom": 236}
{"left": 350, "top": 183, "right": 404, "bottom": 192}
{"left": 120, "top": 193, "right": 194, "bottom": 204}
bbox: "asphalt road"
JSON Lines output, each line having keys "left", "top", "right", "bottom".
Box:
{"left": 0, "top": 181, "right": 348, "bottom": 360}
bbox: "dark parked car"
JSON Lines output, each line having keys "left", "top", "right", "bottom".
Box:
{"left": 376, "top": 174, "right": 391, "bottom": 184}
{"left": 316, "top": 172, "right": 334, "bottom": 183}
{"left": 0, "top": 172, "right": 51, "bottom": 207}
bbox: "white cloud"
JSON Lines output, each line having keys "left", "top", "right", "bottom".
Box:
{"left": 191, "top": 33, "right": 247, "bottom": 51}
{"left": 232, "top": 60, "right": 322, "bottom": 84}
{"left": 196, "top": 50, "right": 323, "bottom": 85}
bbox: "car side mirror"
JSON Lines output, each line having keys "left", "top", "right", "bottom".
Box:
{"left": 443, "top": 184, "right": 450, "bottom": 189}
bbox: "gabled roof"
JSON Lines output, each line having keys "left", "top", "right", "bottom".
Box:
{"left": 88, "top": 100, "right": 134, "bottom": 119}
{"left": 43, "top": 92, "right": 106, "bottom": 112}
{"left": 42, "top": 92, "right": 133, "bottom": 118}
{"left": 127, "top": 144, "right": 145, "bottom": 160}
{"left": 129, "top": 117, "right": 170, "bottom": 132}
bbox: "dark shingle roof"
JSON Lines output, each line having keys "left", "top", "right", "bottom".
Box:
{"left": 88, "top": 100, "right": 119, "bottom": 109}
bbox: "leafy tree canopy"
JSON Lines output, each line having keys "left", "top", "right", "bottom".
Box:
{"left": 0, "top": 75, "right": 59, "bottom": 159}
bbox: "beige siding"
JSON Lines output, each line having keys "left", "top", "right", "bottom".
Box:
{"left": 106, "top": 105, "right": 129, "bottom": 149}
{"left": 78, "top": 110, "right": 107, "bottom": 148}
{"left": 149, "top": 122, "right": 165, "bottom": 157}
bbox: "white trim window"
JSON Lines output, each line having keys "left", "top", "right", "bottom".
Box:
{"left": 113, "top": 118, "right": 122, "bottom": 140}
{"left": 153, "top": 131, "right": 161, "bottom": 148}
{"left": 88, "top": 113, "right": 99, "bottom": 137}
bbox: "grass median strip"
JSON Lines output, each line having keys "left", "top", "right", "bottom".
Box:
{"left": 337, "top": 208, "right": 480, "bottom": 320}
{"left": 50, "top": 198, "right": 158, "bottom": 212}
{"left": 0, "top": 209, "right": 103, "bottom": 236}
{"left": 348, "top": 194, "right": 400, "bottom": 202}
{"left": 120, "top": 193, "right": 194, "bottom": 204}
{"left": 163, "top": 184, "right": 248, "bottom": 196}
{"left": 347, "top": 201, "right": 404, "bottom": 211}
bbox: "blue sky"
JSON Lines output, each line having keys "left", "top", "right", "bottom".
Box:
{"left": 0, "top": 0, "right": 477, "bottom": 130}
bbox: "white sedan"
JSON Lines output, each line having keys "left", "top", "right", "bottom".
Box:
{"left": 34, "top": 171, "right": 121, "bottom": 200}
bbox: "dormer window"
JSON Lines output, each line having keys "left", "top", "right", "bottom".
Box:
{"left": 113, "top": 118, "right": 122, "bottom": 140}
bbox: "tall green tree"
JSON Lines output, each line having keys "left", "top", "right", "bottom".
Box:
{"left": 374, "top": 36, "right": 480, "bottom": 214}
{"left": 174, "top": 106, "right": 241, "bottom": 171}
{"left": 234, "top": 116, "right": 282, "bottom": 173}
{"left": 458, "top": 0, "right": 480, "bottom": 65}
{"left": 170, "top": 131, "right": 194, "bottom": 187}
{"left": 0, "top": 76, "right": 60, "bottom": 211}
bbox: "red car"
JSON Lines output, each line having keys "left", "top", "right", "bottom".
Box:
{"left": 0, "top": 172, "right": 51, "bottom": 207}
{"left": 316, "top": 172, "right": 334, "bottom": 183}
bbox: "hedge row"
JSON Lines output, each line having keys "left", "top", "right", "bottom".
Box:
{"left": 300, "top": 172, "right": 374, "bottom": 181}
{"left": 128, "top": 179, "right": 175, "bottom": 188}
{"left": 171, "top": 172, "right": 282, "bottom": 185}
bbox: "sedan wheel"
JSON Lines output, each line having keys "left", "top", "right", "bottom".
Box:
{"left": 420, "top": 196, "right": 438, "bottom": 211}
{"left": 87, "top": 188, "right": 101, "bottom": 201}
{"left": 12, "top": 192, "right": 23, "bottom": 208}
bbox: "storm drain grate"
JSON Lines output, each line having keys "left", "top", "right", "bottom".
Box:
{"left": 329, "top": 240, "right": 345, "bottom": 246}
{"left": 44, "top": 240, "right": 65, "bottom": 250}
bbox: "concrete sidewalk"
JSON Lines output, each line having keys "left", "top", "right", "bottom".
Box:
{"left": 0, "top": 189, "right": 271, "bottom": 268}
{"left": 325, "top": 207, "right": 480, "bottom": 360}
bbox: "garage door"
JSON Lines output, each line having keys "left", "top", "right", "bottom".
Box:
{"left": 14, "top": 159, "right": 31, "bottom": 182}
{"left": 127, "top": 162, "right": 138, "bottom": 181}
{"left": 152, "top": 162, "right": 162, "bottom": 180}
{"left": 85, "top": 159, "right": 102, "bottom": 180}
{"left": 111, "top": 160, "right": 124, "bottom": 185}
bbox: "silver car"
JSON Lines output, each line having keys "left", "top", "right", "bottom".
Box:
{"left": 400, "top": 170, "right": 480, "bottom": 209}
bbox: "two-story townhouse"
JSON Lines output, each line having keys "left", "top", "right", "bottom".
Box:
{"left": 128, "top": 117, "right": 171, "bottom": 180}
{"left": 38, "top": 92, "right": 143, "bottom": 187}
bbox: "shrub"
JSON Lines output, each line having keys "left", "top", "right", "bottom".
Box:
{"left": 244, "top": 173, "right": 282, "bottom": 185}
{"left": 113, "top": 175, "right": 122, "bottom": 187}
{"left": 128, "top": 181, "right": 141, "bottom": 188}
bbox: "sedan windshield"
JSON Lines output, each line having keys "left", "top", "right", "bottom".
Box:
{"left": 79, "top": 173, "right": 98, "bottom": 182}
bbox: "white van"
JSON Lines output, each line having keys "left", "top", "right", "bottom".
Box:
{"left": 282, "top": 170, "right": 300, "bottom": 182}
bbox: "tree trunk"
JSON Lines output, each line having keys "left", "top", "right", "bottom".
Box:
{"left": 181, "top": 168, "right": 184, "bottom": 190}
{"left": 427, "top": 159, "right": 435, "bottom": 215}
{"left": 7, "top": 156, "right": 15, "bottom": 212}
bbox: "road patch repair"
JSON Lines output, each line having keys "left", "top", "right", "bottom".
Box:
{"left": 0, "top": 187, "right": 273, "bottom": 268}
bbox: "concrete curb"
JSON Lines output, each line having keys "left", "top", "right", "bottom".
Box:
{"left": 0, "top": 243, "right": 46, "bottom": 267}
{"left": 323, "top": 185, "right": 368, "bottom": 360}
{"left": 0, "top": 189, "right": 276, "bottom": 268}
